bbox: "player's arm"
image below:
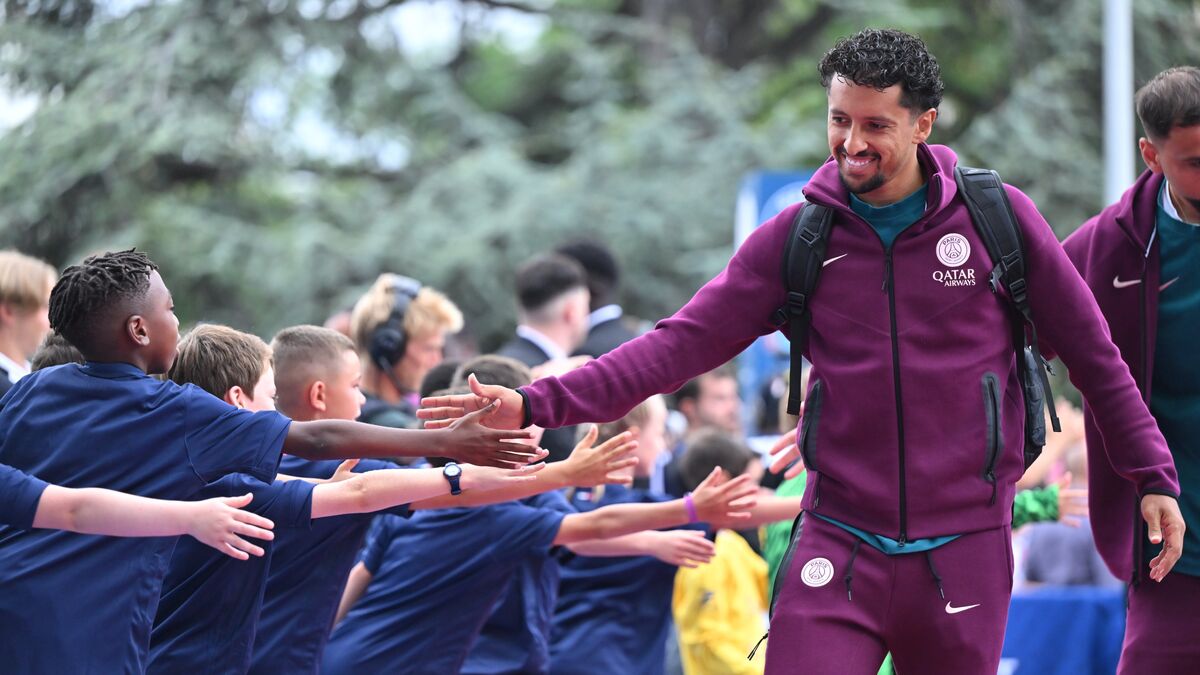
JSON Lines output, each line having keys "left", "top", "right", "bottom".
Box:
{"left": 335, "top": 562, "right": 374, "bottom": 626}
{"left": 408, "top": 426, "right": 637, "bottom": 511}
{"left": 552, "top": 469, "right": 757, "bottom": 546}
{"left": 310, "top": 462, "right": 543, "bottom": 519}
{"left": 566, "top": 529, "right": 716, "bottom": 568}
{"left": 283, "top": 400, "right": 542, "bottom": 468}
{"left": 32, "top": 486, "right": 275, "bottom": 560}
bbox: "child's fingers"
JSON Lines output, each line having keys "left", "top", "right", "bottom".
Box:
{"left": 233, "top": 510, "right": 275, "bottom": 531}
{"left": 602, "top": 441, "right": 639, "bottom": 460}
{"left": 605, "top": 472, "right": 634, "bottom": 485}
{"left": 606, "top": 458, "right": 639, "bottom": 472}
{"left": 575, "top": 424, "right": 599, "bottom": 450}
{"left": 222, "top": 493, "right": 254, "bottom": 508}
{"left": 221, "top": 543, "right": 250, "bottom": 561}
{"left": 727, "top": 496, "right": 758, "bottom": 510}
{"left": 226, "top": 536, "right": 265, "bottom": 559}
{"left": 234, "top": 521, "right": 274, "bottom": 541}
{"left": 416, "top": 406, "right": 468, "bottom": 421}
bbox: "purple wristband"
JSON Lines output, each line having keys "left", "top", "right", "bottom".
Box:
{"left": 684, "top": 492, "right": 699, "bottom": 524}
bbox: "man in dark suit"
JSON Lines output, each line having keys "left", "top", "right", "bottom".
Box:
{"left": 556, "top": 240, "right": 640, "bottom": 358}
{"left": 495, "top": 254, "right": 590, "bottom": 462}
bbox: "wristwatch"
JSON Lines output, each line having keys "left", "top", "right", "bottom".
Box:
{"left": 443, "top": 462, "right": 463, "bottom": 496}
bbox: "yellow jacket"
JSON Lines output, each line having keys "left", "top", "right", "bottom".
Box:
{"left": 672, "top": 530, "right": 768, "bottom": 675}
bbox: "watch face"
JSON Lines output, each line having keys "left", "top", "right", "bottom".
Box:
{"left": 445, "top": 464, "right": 462, "bottom": 478}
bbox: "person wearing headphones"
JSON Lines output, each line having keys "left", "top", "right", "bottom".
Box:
{"left": 349, "top": 273, "right": 464, "bottom": 429}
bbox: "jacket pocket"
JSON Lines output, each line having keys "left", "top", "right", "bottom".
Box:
{"left": 981, "top": 373, "right": 1002, "bottom": 505}
{"left": 799, "top": 380, "right": 824, "bottom": 506}
{"left": 769, "top": 512, "right": 806, "bottom": 618}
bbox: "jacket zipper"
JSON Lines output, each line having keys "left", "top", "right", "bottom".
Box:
{"left": 881, "top": 248, "right": 908, "bottom": 545}
{"left": 1133, "top": 245, "right": 1151, "bottom": 584}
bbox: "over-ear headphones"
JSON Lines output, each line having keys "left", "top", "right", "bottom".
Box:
{"left": 368, "top": 275, "right": 422, "bottom": 376}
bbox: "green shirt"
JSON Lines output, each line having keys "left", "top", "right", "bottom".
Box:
{"left": 849, "top": 184, "right": 929, "bottom": 249}
{"left": 1146, "top": 181, "right": 1200, "bottom": 577}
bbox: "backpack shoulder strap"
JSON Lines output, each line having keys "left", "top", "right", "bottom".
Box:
{"left": 955, "top": 166, "right": 1061, "bottom": 433}
{"left": 781, "top": 202, "right": 833, "bottom": 416}
{"left": 954, "top": 166, "right": 1030, "bottom": 316}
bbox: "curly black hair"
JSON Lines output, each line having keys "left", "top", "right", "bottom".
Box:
{"left": 48, "top": 249, "right": 158, "bottom": 356}
{"left": 818, "top": 29, "right": 944, "bottom": 113}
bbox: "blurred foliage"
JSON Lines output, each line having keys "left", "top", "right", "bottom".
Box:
{"left": 0, "top": 0, "right": 1197, "bottom": 347}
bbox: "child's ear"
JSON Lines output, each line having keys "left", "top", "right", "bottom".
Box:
{"left": 225, "top": 387, "right": 246, "bottom": 409}
{"left": 308, "top": 380, "right": 327, "bottom": 412}
{"left": 126, "top": 314, "right": 151, "bottom": 347}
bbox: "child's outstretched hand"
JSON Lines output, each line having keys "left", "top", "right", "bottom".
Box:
{"left": 185, "top": 493, "right": 276, "bottom": 561}
{"left": 459, "top": 462, "right": 546, "bottom": 492}
{"left": 691, "top": 468, "right": 758, "bottom": 523}
{"left": 768, "top": 427, "right": 805, "bottom": 479}
{"left": 648, "top": 530, "right": 716, "bottom": 568}
{"left": 561, "top": 424, "right": 639, "bottom": 487}
{"left": 443, "top": 399, "right": 546, "bottom": 469}
{"left": 327, "top": 459, "right": 360, "bottom": 484}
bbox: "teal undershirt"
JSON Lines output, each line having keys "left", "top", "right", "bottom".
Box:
{"left": 1146, "top": 182, "right": 1200, "bottom": 577}
{"left": 850, "top": 184, "right": 928, "bottom": 249}
{"left": 829, "top": 183, "right": 960, "bottom": 556}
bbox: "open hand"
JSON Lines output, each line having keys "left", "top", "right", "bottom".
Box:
{"left": 1143, "top": 494, "right": 1186, "bottom": 582}
{"left": 1052, "top": 472, "right": 1087, "bottom": 527}
{"left": 648, "top": 530, "right": 716, "bottom": 568}
{"left": 420, "top": 373, "right": 525, "bottom": 430}
{"left": 444, "top": 399, "right": 545, "bottom": 469}
{"left": 767, "top": 427, "right": 805, "bottom": 479}
{"left": 327, "top": 459, "right": 360, "bottom": 484}
{"left": 186, "top": 493, "right": 276, "bottom": 561}
{"left": 562, "top": 425, "right": 639, "bottom": 487}
{"left": 459, "top": 462, "right": 546, "bottom": 492}
{"left": 692, "top": 468, "right": 759, "bottom": 523}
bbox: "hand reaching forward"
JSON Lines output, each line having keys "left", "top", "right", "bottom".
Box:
{"left": 767, "top": 427, "right": 804, "bottom": 479}
{"left": 442, "top": 399, "right": 546, "bottom": 469}
{"left": 420, "top": 373, "right": 526, "bottom": 431}
{"left": 692, "top": 468, "right": 759, "bottom": 523}
{"left": 1142, "top": 494, "right": 1186, "bottom": 582}
{"left": 459, "top": 462, "right": 546, "bottom": 492}
{"left": 561, "top": 424, "right": 640, "bottom": 487}
{"left": 648, "top": 530, "right": 716, "bottom": 568}
{"left": 1052, "top": 472, "right": 1088, "bottom": 527}
{"left": 185, "top": 493, "right": 276, "bottom": 561}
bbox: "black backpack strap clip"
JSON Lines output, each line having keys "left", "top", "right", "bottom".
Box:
{"left": 781, "top": 203, "right": 834, "bottom": 416}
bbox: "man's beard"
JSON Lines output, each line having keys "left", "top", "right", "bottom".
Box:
{"left": 836, "top": 149, "right": 885, "bottom": 195}
{"left": 838, "top": 167, "right": 886, "bottom": 195}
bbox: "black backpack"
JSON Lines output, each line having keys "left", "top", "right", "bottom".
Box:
{"left": 778, "top": 166, "right": 1060, "bottom": 469}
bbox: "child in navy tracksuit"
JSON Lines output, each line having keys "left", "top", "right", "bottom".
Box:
{"left": 0, "top": 250, "right": 537, "bottom": 673}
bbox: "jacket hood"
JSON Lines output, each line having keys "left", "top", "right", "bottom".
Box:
{"left": 1105, "top": 169, "right": 1164, "bottom": 253}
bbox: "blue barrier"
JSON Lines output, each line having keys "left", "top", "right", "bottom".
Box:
{"left": 1000, "top": 586, "right": 1126, "bottom": 675}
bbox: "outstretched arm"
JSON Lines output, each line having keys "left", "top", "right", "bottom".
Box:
{"left": 553, "top": 469, "right": 758, "bottom": 546}
{"left": 32, "top": 487, "right": 275, "bottom": 560}
{"left": 310, "top": 462, "right": 544, "bottom": 519}
{"left": 284, "top": 400, "right": 540, "bottom": 468}
{"left": 408, "top": 427, "right": 638, "bottom": 511}
{"left": 567, "top": 530, "right": 717, "bottom": 568}
{"left": 335, "top": 562, "right": 374, "bottom": 626}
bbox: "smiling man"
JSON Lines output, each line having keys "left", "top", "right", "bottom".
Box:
{"left": 1064, "top": 66, "right": 1200, "bottom": 674}
{"left": 419, "top": 29, "right": 1184, "bottom": 675}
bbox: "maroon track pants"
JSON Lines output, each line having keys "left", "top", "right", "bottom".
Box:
{"left": 764, "top": 514, "right": 1013, "bottom": 675}
{"left": 1118, "top": 568, "right": 1200, "bottom": 674}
